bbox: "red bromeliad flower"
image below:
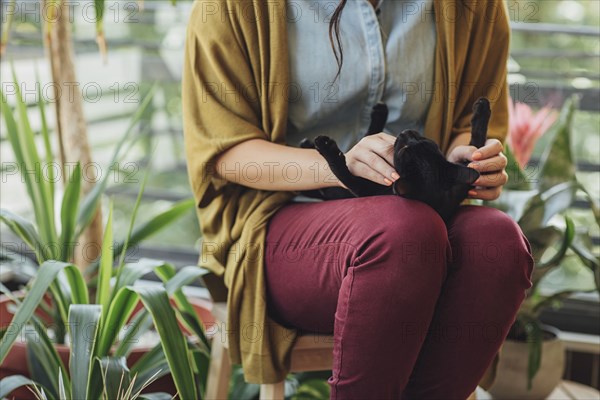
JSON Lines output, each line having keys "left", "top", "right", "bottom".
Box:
{"left": 507, "top": 98, "right": 559, "bottom": 169}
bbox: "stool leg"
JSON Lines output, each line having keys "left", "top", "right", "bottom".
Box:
{"left": 260, "top": 382, "right": 285, "bottom": 400}
{"left": 205, "top": 337, "right": 231, "bottom": 400}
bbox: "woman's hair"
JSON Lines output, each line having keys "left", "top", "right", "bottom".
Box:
{"left": 328, "top": 0, "right": 472, "bottom": 80}
{"left": 328, "top": 0, "right": 348, "bottom": 81}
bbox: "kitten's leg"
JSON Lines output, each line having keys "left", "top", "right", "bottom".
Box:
{"left": 470, "top": 98, "right": 491, "bottom": 148}
{"left": 314, "top": 136, "right": 376, "bottom": 197}
{"left": 299, "top": 138, "right": 333, "bottom": 199}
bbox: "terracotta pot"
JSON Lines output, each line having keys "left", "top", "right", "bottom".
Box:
{"left": 487, "top": 325, "right": 565, "bottom": 400}
{"left": 0, "top": 294, "right": 215, "bottom": 400}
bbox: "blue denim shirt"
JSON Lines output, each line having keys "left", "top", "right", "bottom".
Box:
{"left": 286, "top": 0, "right": 436, "bottom": 152}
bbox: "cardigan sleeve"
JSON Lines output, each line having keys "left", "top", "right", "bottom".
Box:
{"left": 449, "top": 0, "right": 511, "bottom": 145}
{"left": 182, "top": 1, "right": 299, "bottom": 384}
{"left": 182, "top": 1, "right": 268, "bottom": 209}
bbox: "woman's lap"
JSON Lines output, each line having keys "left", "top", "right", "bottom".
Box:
{"left": 264, "top": 195, "right": 534, "bottom": 398}
{"left": 264, "top": 195, "right": 532, "bottom": 333}
{"left": 264, "top": 195, "right": 450, "bottom": 333}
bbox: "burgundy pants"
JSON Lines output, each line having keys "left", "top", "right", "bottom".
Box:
{"left": 264, "top": 196, "right": 534, "bottom": 400}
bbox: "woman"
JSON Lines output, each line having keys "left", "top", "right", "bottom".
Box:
{"left": 183, "top": 0, "right": 534, "bottom": 398}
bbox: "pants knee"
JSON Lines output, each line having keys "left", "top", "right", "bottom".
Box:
{"left": 451, "top": 206, "right": 534, "bottom": 286}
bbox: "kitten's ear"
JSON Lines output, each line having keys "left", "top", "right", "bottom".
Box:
{"left": 449, "top": 162, "right": 480, "bottom": 185}
{"left": 400, "top": 129, "right": 422, "bottom": 141}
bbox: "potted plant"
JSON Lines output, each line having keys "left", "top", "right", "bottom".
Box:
{"left": 0, "top": 203, "right": 212, "bottom": 399}
{"left": 481, "top": 96, "right": 599, "bottom": 399}
{"left": 0, "top": 74, "right": 213, "bottom": 398}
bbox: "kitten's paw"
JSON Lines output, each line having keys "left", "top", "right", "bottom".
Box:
{"left": 314, "top": 136, "right": 343, "bottom": 157}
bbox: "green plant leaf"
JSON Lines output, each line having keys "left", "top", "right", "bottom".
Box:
{"left": 0, "top": 261, "right": 86, "bottom": 364}
{"left": 58, "top": 369, "right": 67, "bottom": 400}
{"left": 111, "top": 261, "right": 170, "bottom": 358}
{"left": 86, "top": 198, "right": 195, "bottom": 276}
{"left": 537, "top": 96, "right": 577, "bottom": 192}
{"left": 27, "top": 315, "right": 70, "bottom": 397}
{"left": 115, "top": 198, "right": 195, "bottom": 258}
{"left": 94, "top": 0, "right": 105, "bottom": 32}
{"left": 518, "top": 194, "right": 545, "bottom": 233}
{"left": 97, "top": 356, "right": 131, "bottom": 400}
{"left": 486, "top": 189, "right": 539, "bottom": 222}
{"left": 138, "top": 393, "right": 174, "bottom": 400}
{"left": 133, "top": 286, "right": 197, "bottom": 400}
{"left": 96, "top": 202, "right": 114, "bottom": 320}
{"left": 524, "top": 225, "right": 562, "bottom": 264}
{"left": 518, "top": 181, "right": 579, "bottom": 232}
{"left": 536, "top": 256, "right": 597, "bottom": 298}
{"left": 292, "top": 379, "right": 331, "bottom": 400}
{"left": 0, "top": 208, "right": 48, "bottom": 262}
{"left": 503, "top": 144, "right": 531, "bottom": 190}
{"left": 539, "top": 182, "right": 579, "bottom": 226}
{"left": 113, "top": 168, "right": 151, "bottom": 293}
{"left": 577, "top": 183, "right": 600, "bottom": 228}
{"left": 114, "top": 259, "right": 167, "bottom": 294}
{"left": 96, "top": 259, "right": 163, "bottom": 357}
{"left": 61, "top": 262, "right": 89, "bottom": 305}
{"left": 130, "top": 344, "right": 170, "bottom": 393}
{"left": 59, "top": 163, "right": 82, "bottom": 262}
{"left": 36, "top": 68, "right": 54, "bottom": 208}
{"left": 69, "top": 304, "right": 102, "bottom": 400}
{"left": 156, "top": 264, "right": 212, "bottom": 353}
{"left": 8, "top": 66, "right": 58, "bottom": 254}
{"left": 113, "top": 309, "right": 153, "bottom": 358}
{"left": 570, "top": 233, "right": 600, "bottom": 271}
{"left": 27, "top": 325, "right": 63, "bottom": 399}
{"left": 0, "top": 283, "right": 20, "bottom": 301}
{"left": 95, "top": 287, "right": 139, "bottom": 357}
{"left": 229, "top": 366, "right": 260, "bottom": 400}
{"left": 93, "top": 0, "right": 107, "bottom": 57}
{"left": 0, "top": 375, "right": 47, "bottom": 399}
{"left": 536, "top": 216, "right": 575, "bottom": 269}
{"left": 525, "top": 319, "right": 543, "bottom": 389}
{"left": 191, "top": 348, "right": 210, "bottom": 396}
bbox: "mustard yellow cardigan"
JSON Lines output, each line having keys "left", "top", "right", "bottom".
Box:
{"left": 182, "top": 0, "right": 510, "bottom": 384}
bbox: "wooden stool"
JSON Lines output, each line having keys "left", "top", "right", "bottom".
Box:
{"left": 205, "top": 302, "right": 334, "bottom": 400}
{"left": 205, "top": 302, "right": 478, "bottom": 400}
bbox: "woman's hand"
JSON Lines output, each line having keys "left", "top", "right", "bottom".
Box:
{"left": 345, "top": 133, "right": 400, "bottom": 186}
{"left": 447, "top": 138, "right": 508, "bottom": 201}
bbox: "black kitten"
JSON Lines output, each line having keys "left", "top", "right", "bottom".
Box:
{"left": 300, "top": 98, "right": 491, "bottom": 223}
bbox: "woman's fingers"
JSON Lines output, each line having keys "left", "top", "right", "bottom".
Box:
{"left": 373, "top": 132, "right": 396, "bottom": 145}
{"left": 468, "top": 185, "right": 503, "bottom": 201}
{"left": 346, "top": 134, "right": 399, "bottom": 185}
{"left": 472, "top": 138, "right": 503, "bottom": 161}
{"left": 473, "top": 170, "right": 508, "bottom": 188}
{"left": 467, "top": 139, "right": 508, "bottom": 201}
{"left": 448, "top": 145, "right": 478, "bottom": 164}
{"left": 355, "top": 149, "right": 398, "bottom": 181}
{"left": 364, "top": 134, "right": 396, "bottom": 165}
{"left": 468, "top": 154, "right": 508, "bottom": 173}
{"left": 348, "top": 160, "right": 394, "bottom": 186}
